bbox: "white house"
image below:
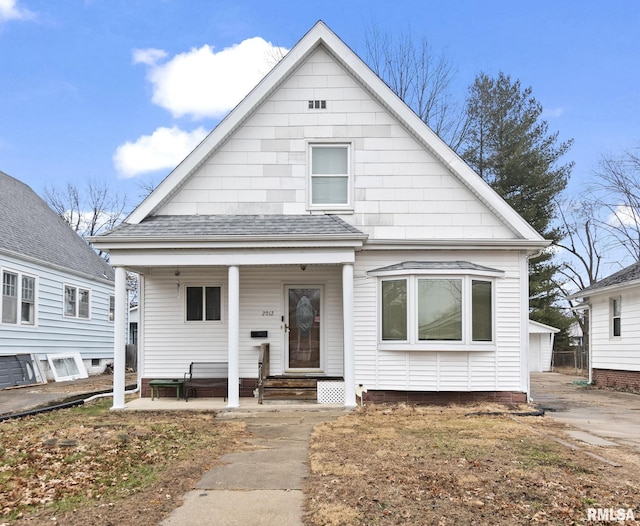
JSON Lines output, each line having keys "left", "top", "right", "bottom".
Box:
{"left": 528, "top": 320, "right": 559, "bottom": 373}
{"left": 568, "top": 261, "right": 640, "bottom": 390}
{"left": 0, "top": 171, "right": 115, "bottom": 387}
{"left": 92, "top": 21, "right": 548, "bottom": 408}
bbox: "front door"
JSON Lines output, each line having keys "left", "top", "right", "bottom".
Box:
{"left": 285, "top": 286, "right": 322, "bottom": 371}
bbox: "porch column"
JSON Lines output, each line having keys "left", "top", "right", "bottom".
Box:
{"left": 227, "top": 265, "right": 240, "bottom": 407}
{"left": 342, "top": 263, "right": 356, "bottom": 408}
{"left": 112, "top": 266, "right": 127, "bottom": 410}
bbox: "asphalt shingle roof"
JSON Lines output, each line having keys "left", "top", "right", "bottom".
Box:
{"left": 576, "top": 261, "right": 640, "bottom": 296}
{"left": 101, "top": 214, "right": 366, "bottom": 239}
{"left": 0, "top": 171, "right": 114, "bottom": 282}
{"left": 370, "top": 261, "right": 502, "bottom": 273}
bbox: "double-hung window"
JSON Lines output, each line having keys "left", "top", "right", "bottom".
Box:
{"left": 64, "top": 285, "right": 90, "bottom": 319}
{"left": 2, "top": 270, "right": 36, "bottom": 326}
{"left": 309, "top": 143, "right": 352, "bottom": 209}
{"left": 186, "top": 286, "right": 222, "bottom": 322}
{"left": 373, "top": 262, "right": 501, "bottom": 350}
{"left": 611, "top": 297, "right": 621, "bottom": 338}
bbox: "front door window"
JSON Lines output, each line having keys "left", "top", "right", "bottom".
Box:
{"left": 287, "top": 287, "right": 321, "bottom": 369}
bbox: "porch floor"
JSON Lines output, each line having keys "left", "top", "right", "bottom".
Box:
{"left": 121, "top": 396, "right": 347, "bottom": 412}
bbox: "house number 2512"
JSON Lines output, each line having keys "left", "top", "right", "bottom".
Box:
{"left": 262, "top": 310, "right": 274, "bottom": 316}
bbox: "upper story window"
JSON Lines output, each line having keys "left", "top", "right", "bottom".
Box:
{"left": 309, "top": 143, "right": 352, "bottom": 209}
{"left": 611, "top": 297, "right": 621, "bottom": 338}
{"left": 186, "top": 286, "right": 222, "bottom": 322}
{"left": 64, "top": 285, "right": 90, "bottom": 319}
{"left": 2, "top": 270, "right": 36, "bottom": 326}
{"left": 372, "top": 261, "right": 502, "bottom": 351}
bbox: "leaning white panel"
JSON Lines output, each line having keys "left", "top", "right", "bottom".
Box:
{"left": 47, "top": 353, "right": 89, "bottom": 382}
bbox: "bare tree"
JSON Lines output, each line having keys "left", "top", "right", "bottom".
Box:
{"left": 588, "top": 148, "right": 640, "bottom": 262}
{"left": 43, "top": 179, "right": 127, "bottom": 239}
{"left": 363, "top": 25, "right": 468, "bottom": 150}
{"left": 555, "top": 198, "right": 605, "bottom": 293}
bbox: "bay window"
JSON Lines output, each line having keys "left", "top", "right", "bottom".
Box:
{"left": 373, "top": 262, "right": 501, "bottom": 350}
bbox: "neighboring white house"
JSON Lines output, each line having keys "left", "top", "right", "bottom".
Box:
{"left": 528, "top": 320, "right": 559, "bottom": 373}
{"left": 0, "top": 171, "right": 115, "bottom": 387}
{"left": 92, "top": 21, "right": 548, "bottom": 408}
{"left": 568, "top": 261, "right": 640, "bottom": 390}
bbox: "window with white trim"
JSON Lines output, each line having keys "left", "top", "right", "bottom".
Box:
{"left": 2, "top": 270, "right": 36, "bottom": 326}
{"left": 611, "top": 297, "right": 621, "bottom": 338}
{"left": 373, "top": 263, "right": 500, "bottom": 350}
{"left": 108, "top": 295, "right": 115, "bottom": 322}
{"left": 186, "top": 286, "right": 222, "bottom": 321}
{"left": 309, "top": 143, "right": 351, "bottom": 208}
{"left": 64, "top": 285, "right": 90, "bottom": 319}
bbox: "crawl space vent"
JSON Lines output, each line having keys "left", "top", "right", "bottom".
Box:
{"left": 317, "top": 381, "right": 345, "bottom": 403}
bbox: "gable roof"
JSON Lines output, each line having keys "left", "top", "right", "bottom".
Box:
{"left": 0, "top": 171, "right": 114, "bottom": 282}
{"left": 568, "top": 261, "right": 640, "bottom": 299}
{"left": 123, "top": 21, "right": 545, "bottom": 246}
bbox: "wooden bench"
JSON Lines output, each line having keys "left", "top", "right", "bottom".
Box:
{"left": 183, "top": 362, "right": 228, "bottom": 401}
{"left": 149, "top": 379, "right": 184, "bottom": 400}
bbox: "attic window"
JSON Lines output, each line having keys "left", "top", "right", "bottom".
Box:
{"left": 308, "top": 100, "right": 327, "bottom": 109}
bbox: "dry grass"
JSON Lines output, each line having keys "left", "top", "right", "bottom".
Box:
{"left": 304, "top": 404, "right": 640, "bottom": 525}
{"left": 0, "top": 399, "right": 246, "bottom": 525}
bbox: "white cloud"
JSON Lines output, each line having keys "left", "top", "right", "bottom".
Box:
{"left": 132, "top": 48, "right": 167, "bottom": 66}
{"left": 609, "top": 204, "right": 640, "bottom": 227}
{"left": 135, "top": 37, "right": 288, "bottom": 119}
{"left": 543, "top": 107, "right": 565, "bottom": 118}
{"left": 113, "top": 126, "right": 208, "bottom": 178}
{"left": 0, "top": 0, "right": 34, "bottom": 22}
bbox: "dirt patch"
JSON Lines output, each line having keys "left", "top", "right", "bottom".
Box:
{"left": 0, "top": 399, "right": 246, "bottom": 525}
{"left": 304, "top": 404, "right": 640, "bottom": 525}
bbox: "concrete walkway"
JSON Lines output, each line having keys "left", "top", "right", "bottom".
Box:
{"left": 160, "top": 408, "right": 347, "bottom": 526}
{"left": 530, "top": 371, "right": 640, "bottom": 449}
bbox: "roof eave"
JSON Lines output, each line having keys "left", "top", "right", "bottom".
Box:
{"left": 566, "top": 279, "right": 640, "bottom": 300}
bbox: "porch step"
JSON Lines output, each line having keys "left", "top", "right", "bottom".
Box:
{"left": 260, "top": 376, "right": 318, "bottom": 402}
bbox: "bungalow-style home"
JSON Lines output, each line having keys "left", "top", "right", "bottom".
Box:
{"left": 568, "top": 261, "right": 640, "bottom": 390}
{"left": 528, "top": 320, "right": 559, "bottom": 373}
{"left": 92, "top": 21, "right": 548, "bottom": 409}
{"left": 0, "top": 171, "right": 115, "bottom": 387}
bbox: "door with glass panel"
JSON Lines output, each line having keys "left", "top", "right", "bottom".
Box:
{"left": 285, "top": 286, "right": 322, "bottom": 370}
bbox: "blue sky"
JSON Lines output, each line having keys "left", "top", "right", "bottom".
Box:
{"left": 1, "top": 0, "right": 639, "bottom": 209}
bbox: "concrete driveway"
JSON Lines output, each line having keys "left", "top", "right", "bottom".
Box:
{"left": 530, "top": 371, "right": 640, "bottom": 449}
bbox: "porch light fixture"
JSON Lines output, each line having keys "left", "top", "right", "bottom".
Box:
{"left": 300, "top": 264, "right": 307, "bottom": 271}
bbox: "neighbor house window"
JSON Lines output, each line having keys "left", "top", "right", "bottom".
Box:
{"left": 186, "top": 286, "right": 221, "bottom": 321}
{"left": 21, "top": 276, "right": 35, "bottom": 325}
{"left": 64, "top": 285, "right": 90, "bottom": 319}
{"left": 2, "top": 271, "right": 17, "bottom": 324}
{"left": 373, "top": 262, "right": 500, "bottom": 349}
{"left": 611, "top": 297, "right": 621, "bottom": 338}
{"left": 309, "top": 144, "right": 351, "bottom": 207}
{"left": 108, "top": 295, "right": 115, "bottom": 322}
{"left": 2, "top": 270, "right": 36, "bottom": 326}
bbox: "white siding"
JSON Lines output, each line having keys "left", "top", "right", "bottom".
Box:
{"left": 0, "top": 253, "right": 115, "bottom": 362}
{"left": 353, "top": 250, "right": 526, "bottom": 392}
{"left": 157, "top": 47, "right": 516, "bottom": 242}
{"left": 141, "top": 265, "right": 344, "bottom": 378}
{"left": 590, "top": 287, "right": 640, "bottom": 372}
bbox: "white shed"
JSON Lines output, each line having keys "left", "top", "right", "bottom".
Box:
{"left": 529, "top": 320, "right": 559, "bottom": 373}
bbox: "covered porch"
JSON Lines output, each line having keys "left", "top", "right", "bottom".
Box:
{"left": 92, "top": 215, "right": 368, "bottom": 410}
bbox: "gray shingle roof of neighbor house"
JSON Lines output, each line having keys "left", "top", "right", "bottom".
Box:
{"left": 0, "top": 171, "right": 114, "bottom": 282}
{"left": 99, "top": 214, "right": 367, "bottom": 239}
{"left": 572, "top": 260, "right": 640, "bottom": 297}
